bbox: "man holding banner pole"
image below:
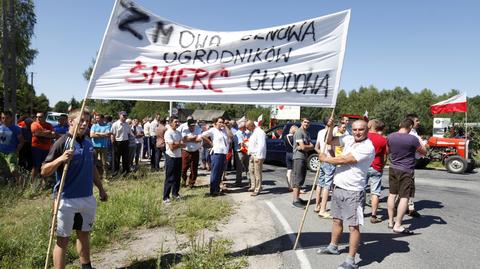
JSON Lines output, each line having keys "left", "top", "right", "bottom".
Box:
{"left": 41, "top": 109, "right": 107, "bottom": 269}
{"left": 317, "top": 118, "right": 374, "bottom": 269}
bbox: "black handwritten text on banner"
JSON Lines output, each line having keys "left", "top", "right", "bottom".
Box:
{"left": 87, "top": 0, "right": 350, "bottom": 107}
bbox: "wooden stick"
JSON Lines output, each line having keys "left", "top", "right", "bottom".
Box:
{"left": 44, "top": 99, "right": 88, "bottom": 269}
{"left": 293, "top": 108, "right": 335, "bottom": 250}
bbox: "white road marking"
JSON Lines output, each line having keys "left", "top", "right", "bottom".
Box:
{"left": 265, "top": 201, "right": 312, "bottom": 269}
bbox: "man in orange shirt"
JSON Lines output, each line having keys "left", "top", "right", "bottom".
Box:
{"left": 31, "top": 112, "right": 55, "bottom": 186}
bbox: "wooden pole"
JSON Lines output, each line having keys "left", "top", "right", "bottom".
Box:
{"left": 293, "top": 108, "right": 335, "bottom": 250}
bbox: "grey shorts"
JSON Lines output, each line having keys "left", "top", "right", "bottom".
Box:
{"left": 292, "top": 159, "right": 307, "bottom": 188}
{"left": 331, "top": 187, "right": 365, "bottom": 226}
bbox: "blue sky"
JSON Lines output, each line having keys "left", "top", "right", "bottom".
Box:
{"left": 29, "top": 0, "right": 480, "bottom": 106}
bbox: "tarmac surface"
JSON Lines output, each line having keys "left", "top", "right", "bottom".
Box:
{"left": 230, "top": 163, "right": 480, "bottom": 269}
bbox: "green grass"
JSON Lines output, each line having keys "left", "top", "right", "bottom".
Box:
{"left": 0, "top": 166, "right": 235, "bottom": 268}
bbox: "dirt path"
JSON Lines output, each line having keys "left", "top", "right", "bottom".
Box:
{"left": 91, "top": 174, "right": 282, "bottom": 268}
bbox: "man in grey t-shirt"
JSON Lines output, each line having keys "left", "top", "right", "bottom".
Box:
{"left": 291, "top": 118, "right": 314, "bottom": 208}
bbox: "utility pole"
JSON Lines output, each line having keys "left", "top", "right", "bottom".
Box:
{"left": 9, "top": 0, "right": 17, "bottom": 116}
{"left": 1, "top": 0, "right": 16, "bottom": 115}
{"left": 2, "top": 0, "right": 11, "bottom": 112}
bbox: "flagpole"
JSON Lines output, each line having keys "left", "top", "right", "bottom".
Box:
{"left": 44, "top": 1, "right": 121, "bottom": 268}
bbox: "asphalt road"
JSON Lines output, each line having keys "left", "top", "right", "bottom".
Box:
{"left": 234, "top": 163, "right": 480, "bottom": 269}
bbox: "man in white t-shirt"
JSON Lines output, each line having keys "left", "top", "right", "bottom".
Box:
{"left": 162, "top": 116, "right": 184, "bottom": 204}
{"left": 181, "top": 119, "right": 203, "bottom": 188}
{"left": 317, "top": 119, "right": 374, "bottom": 269}
{"left": 314, "top": 117, "right": 336, "bottom": 218}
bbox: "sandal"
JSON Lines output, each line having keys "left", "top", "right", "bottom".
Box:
{"left": 370, "top": 215, "right": 382, "bottom": 224}
{"left": 393, "top": 228, "right": 414, "bottom": 235}
{"left": 387, "top": 222, "right": 395, "bottom": 229}
{"left": 318, "top": 212, "right": 333, "bottom": 219}
{"left": 314, "top": 207, "right": 320, "bottom": 213}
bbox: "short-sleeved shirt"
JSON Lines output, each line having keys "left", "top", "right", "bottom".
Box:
{"left": 333, "top": 136, "right": 375, "bottom": 191}
{"left": 31, "top": 121, "right": 54, "bottom": 150}
{"left": 143, "top": 121, "right": 151, "bottom": 137}
{"left": 165, "top": 128, "right": 182, "bottom": 157}
{"left": 0, "top": 124, "right": 22, "bottom": 153}
{"left": 156, "top": 124, "right": 167, "bottom": 148}
{"left": 182, "top": 125, "right": 202, "bottom": 152}
{"left": 111, "top": 120, "right": 130, "bottom": 141}
{"left": 316, "top": 129, "right": 334, "bottom": 158}
{"left": 387, "top": 132, "right": 420, "bottom": 173}
{"left": 54, "top": 124, "right": 69, "bottom": 136}
{"left": 132, "top": 125, "right": 144, "bottom": 144}
{"left": 90, "top": 123, "right": 111, "bottom": 148}
{"left": 202, "top": 127, "right": 230, "bottom": 154}
{"left": 284, "top": 134, "right": 295, "bottom": 153}
{"left": 44, "top": 134, "right": 94, "bottom": 199}
{"left": 368, "top": 132, "right": 387, "bottom": 172}
{"left": 234, "top": 129, "right": 250, "bottom": 152}
{"left": 293, "top": 128, "right": 312, "bottom": 160}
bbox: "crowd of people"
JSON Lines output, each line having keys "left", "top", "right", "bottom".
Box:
{"left": 0, "top": 108, "right": 428, "bottom": 269}
{"left": 285, "top": 114, "right": 426, "bottom": 269}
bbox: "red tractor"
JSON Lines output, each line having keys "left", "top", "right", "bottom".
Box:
{"left": 418, "top": 136, "right": 476, "bottom": 173}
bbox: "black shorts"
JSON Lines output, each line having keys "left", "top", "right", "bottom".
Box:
{"left": 292, "top": 159, "right": 307, "bottom": 188}
{"left": 388, "top": 167, "right": 415, "bottom": 198}
{"left": 285, "top": 152, "right": 293, "bottom": 170}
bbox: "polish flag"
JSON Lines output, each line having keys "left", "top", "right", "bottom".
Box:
{"left": 430, "top": 93, "right": 467, "bottom": 114}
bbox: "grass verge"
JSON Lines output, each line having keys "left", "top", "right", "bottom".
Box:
{"left": 0, "top": 166, "right": 234, "bottom": 268}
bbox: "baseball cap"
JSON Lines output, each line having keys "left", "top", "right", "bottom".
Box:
{"left": 187, "top": 119, "right": 195, "bottom": 126}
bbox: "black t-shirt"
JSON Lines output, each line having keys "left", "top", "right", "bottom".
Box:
{"left": 284, "top": 134, "right": 295, "bottom": 153}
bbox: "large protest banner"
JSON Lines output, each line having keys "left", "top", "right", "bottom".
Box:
{"left": 87, "top": 0, "right": 350, "bottom": 107}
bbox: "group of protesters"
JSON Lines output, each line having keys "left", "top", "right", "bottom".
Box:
{"left": 1, "top": 107, "right": 428, "bottom": 269}
{"left": 283, "top": 114, "right": 426, "bottom": 269}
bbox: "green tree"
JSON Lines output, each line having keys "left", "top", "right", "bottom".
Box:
{"left": 53, "top": 101, "right": 69, "bottom": 113}
{"left": 1, "top": 0, "right": 37, "bottom": 114}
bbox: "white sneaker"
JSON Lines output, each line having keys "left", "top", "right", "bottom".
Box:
{"left": 163, "top": 198, "right": 171, "bottom": 205}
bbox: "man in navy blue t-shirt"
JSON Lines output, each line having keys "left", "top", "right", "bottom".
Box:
{"left": 42, "top": 109, "right": 108, "bottom": 269}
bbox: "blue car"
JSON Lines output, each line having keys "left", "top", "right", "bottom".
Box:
{"left": 265, "top": 122, "right": 325, "bottom": 171}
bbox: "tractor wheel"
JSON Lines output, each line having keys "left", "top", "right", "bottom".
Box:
{"left": 466, "top": 159, "right": 476, "bottom": 173}
{"left": 445, "top": 156, "right": 467, "bottom": 174}
{"left": 307, "top": 153, "right": 319, "bottom": 172}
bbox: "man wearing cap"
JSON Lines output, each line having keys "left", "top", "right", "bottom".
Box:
{"left": 233, "top": 119, "right": 250, "bottom": 186}
{"left": 111, "top": 111, "right": 131, "bottom": 176}
{"left": 181, "top": 119, "right": 202, "bottom": 188}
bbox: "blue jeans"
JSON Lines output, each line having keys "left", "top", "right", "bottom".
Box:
{"left": 317, "top": 162, "right": 336, "bottom": 188}
{"left": 366, "top": 167, "right": 383, "bottom": 196}
{"left": 163, "top": 155, "right": 181, "bottom": 200}
{"left": 210, "top": 153, "right": 226, "bottom": 194}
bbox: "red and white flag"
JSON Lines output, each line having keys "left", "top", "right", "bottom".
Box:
{"left": 430, "top": 93, "right": 467, "bottom": 114}
{"left": 256, "top": 114, "right": 264, "bottom": 127}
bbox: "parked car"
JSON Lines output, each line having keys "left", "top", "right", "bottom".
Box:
{"left": 45, "top": 112, "right": 64, "bottom": 127}
{"left": 265, "top": 122, "right": 325, "bottom": 171}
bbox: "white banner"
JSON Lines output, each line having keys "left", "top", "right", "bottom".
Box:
{"left": 271, "top": 105, "right": 301, "bottom": 120}
{"left": 87, "top": 0, "right": 350, "bottom": 107}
